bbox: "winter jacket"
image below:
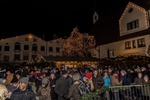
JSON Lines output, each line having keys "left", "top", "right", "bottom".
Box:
{"left": 110, "top": 75, "right": 122, "bottom": 92}
{"left": 65, "top": 81, "right": 80, "bottom": 100}
{"left": 36, "top": 85, "right": 51, "bottom": 100}
{"left": 92, "top": 74, "right": 104, "bottom": 90}
{"left": 10, "top": 88, "right": 36, "bottom": 100}
{"left": 103, "top": 76, "right": 111, "bottom": 87}
{"left": 54, "top": 76, "right": 69, "bottom": 100}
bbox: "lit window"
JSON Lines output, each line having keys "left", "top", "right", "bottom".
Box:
{"left": 127, "top": 19, "right": 139, "bottom": 30}
{"left": 125, "top": 41, "right": 131, "bottom": 49}
{"left": 137, "top": 38, "right": 145, "bottom": 47}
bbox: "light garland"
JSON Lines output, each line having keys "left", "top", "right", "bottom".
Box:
{"left": 61, "top": 27, "right": 96, "bottom": 57}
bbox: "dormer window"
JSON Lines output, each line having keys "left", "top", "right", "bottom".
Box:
{"left": 128, "top": 8, "right": 133, "bottom": 13}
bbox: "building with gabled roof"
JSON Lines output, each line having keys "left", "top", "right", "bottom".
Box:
{"left": 92, "top": 1, "right": 150, "bottom": 58}
{"left": 0, "top": 33, "right": 65, "bottom": 63}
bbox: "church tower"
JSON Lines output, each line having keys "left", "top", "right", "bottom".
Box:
{"left": 92, "top": 0, "right": 99, "bottom": 24}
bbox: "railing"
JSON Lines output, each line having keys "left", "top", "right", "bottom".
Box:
{"left": 80, "top": 84, "right": 150, "bottom": 100}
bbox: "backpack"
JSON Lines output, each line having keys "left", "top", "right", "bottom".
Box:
{"left": 78, "top": 80, "right": 91, "bottom": 95}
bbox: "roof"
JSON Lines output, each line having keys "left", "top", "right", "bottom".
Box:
{"left": 91, "top": 0, "right": 150, "bottom": 46}
{"left": 131, "top": 0, "right": 150, "bottom": 10}
{"left": 43, "top": 56, "right": 99, "bottom": 62}
{"left": 0, "top": 32, "right": 63, "bottom": 41}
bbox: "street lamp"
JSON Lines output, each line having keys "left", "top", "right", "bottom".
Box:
{"left": 96, "top": 46, "right": 100, "bottom": 67}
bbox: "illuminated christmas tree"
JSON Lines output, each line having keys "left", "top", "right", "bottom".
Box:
{"left": 61, "top": 27, "right": 96, "bottom": 57}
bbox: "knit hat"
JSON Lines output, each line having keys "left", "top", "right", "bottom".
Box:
{"left": 72, "top": 73, "right": 81, "bottom": 81}
{"left": 42, "top": 78, "right": 49, "bottom": 85}
{"left": 19, "top": 77, "right": 29, "bottom": 86}
{"left": 85, "top": 73, "right": 92, "bottom": 79}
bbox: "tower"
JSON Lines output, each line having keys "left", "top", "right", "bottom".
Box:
{"left": 92, "top": 0, "right": 99, "bottom": 24}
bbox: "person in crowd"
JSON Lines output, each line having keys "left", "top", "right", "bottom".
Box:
{"left": 64, "top": 73, "right": 81, "bottom": 100}
{"left": 103, "top": 71, "right": 111, "bottom": 87}
{"left": 6, "top": 76, "right": 19, "bottom": 98}
{"left": 67, "top": 71, "right": 73, "bottom": 88}
{"left": 55, "top": 68, "right": 60, "bottom": 80}
{"left": 110, "top": 72, "right": 122, "bottom": 100}
{"left": 134, "top": 72, "right": 144, "bottom": 99}
{"left": 10, "top": 77, "right": 36, "bottom": 100}
{"left": 29, "top": 77, "right": 36, "bottom": 94}
{"left": 134, "top": 72, "right": 144, "bottom": 85}
{"left": 36, "top": 77, "right": 51, "bottom": 100}
{"left": 0, "top": 83, "right": 8, "bottom": 100}
{"left": 0, "top": 69, "right": 6, "bottom": 84}
{"left": 54, "top": 70, "right": 69, "bottom": 100}
{"left": 120, "top": 70, "right": 132, "bottom": 99}
{"left": 143, "top": 75, "right": 150, "bottom": 100}
{"left": 5, "top": 70, "right": 14, "bottom": 85}
{"left": 15, "top": 71, "right": 22, "bottom": 80}
{"left": 50, "top": 73, "right": 57, "bottom": 100}
{"left": 83, "top": 72, "right": 94, "bottom": 92}
{"left": 92, "top": 69, "right": 104, "bottom": 91}
{"left": 120, "top": 70, "right": 131, "bottom": 85}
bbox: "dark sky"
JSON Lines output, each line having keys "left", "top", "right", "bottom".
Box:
{"left": 0, "top": 0, "right": 136, "bottom": 40}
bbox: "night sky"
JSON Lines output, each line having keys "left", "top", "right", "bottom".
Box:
{"left": 0, "top": 0, "right": 141, "bottom": 41}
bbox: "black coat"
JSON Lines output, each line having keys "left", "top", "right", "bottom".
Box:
{"left": 54, "top": 76, "right": 69, "bottom": 100}
{"left": 10, "top": 88, "right": 36, "bottom": 100}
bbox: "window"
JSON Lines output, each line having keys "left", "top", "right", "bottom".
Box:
{"left": 49, "top": 47, "right": 53, "bottom": 52}
{"left": 137, "top": 38, "right": 145, "bottom": 47}
{"left": 4, "top": 46, "right": 10, "bottom": 51}
{"left": 14, "top": 42, "right": 21, "bottom": 50}
{"left": 14, "top": 54, "right": 20, "bottom": 61}
{"left": 24, "top": 45, "right": 29, "bottom": 50}
{"left": 125, "top": 41, "right": 131, "bottom": 49}
{"left": 32, "top": 55, "right": 37, "bottom": 59}
{"left": 33, "top": 39, "right": 37, "bottom": 42}
{"left": 32, "top": 44, "right": 37, "bottom": 51}
{"left": 3, "top": 56, "right": 9, "bottom": 62}
{"left": 128, "top": 8, "right": 133, "bottom": 13}
{"left": 41, "top": 46, "right": 45, "bottom": 51}
{"left": 23, "top": 55, "right": 29, "bottom": 60}
{"left": 132, "top": 40, "right": 136, "bottom": 48}
{"left": 127, "top": 19, "right": 139, "bottom": 30}
{"left": 56, "top": 47, "right": 60, "bottom": 53}
{"left": 0, "top": 46, "right": 2, "bottom": 51}
{"left": 25, "top": 38, "right": 29, "bottom": 41}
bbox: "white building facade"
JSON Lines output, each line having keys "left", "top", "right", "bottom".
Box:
{"left": 0, "top": 34, "right": 64, "bottom": 62}
{"left": 96, "top": 2, "right": 150, "bottom": 59}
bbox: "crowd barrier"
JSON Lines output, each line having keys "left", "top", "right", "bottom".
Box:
{"left": 80, "top": 84, "right": 150, "bottom": 100}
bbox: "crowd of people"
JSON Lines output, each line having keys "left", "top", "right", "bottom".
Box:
{"left": 0, "top": 63, "right": 149, "bottom": 100}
